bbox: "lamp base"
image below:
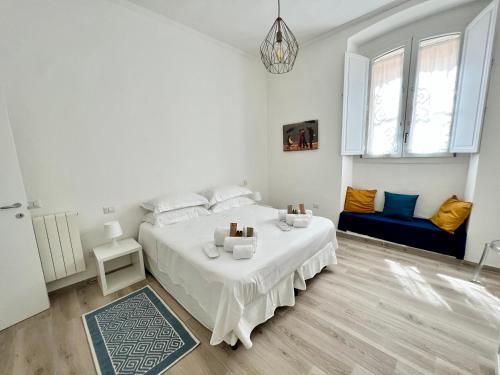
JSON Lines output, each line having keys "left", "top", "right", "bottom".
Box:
{"left": 109, "top": 238, "right": 120, "bottom": 248}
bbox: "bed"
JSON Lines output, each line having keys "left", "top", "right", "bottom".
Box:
{"left": 138, "top": 204, "right": 337, "bottom": 349}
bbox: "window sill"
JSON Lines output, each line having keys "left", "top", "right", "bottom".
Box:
{"left": 355, "top": 154, "right": 470, "bottom": 165}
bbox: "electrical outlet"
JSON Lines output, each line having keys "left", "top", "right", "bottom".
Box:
{"left": 27, "top": 200, "right": 42, "bottom": 209}
{"left": 313, "top": 203, "right": 320, "bottom": 209}
{"left": 103, "top": 206, "right": 115, "bottom": 214}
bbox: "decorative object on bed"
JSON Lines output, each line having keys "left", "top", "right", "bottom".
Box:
{"left": 381, "top": 191, "right": 419, "bottom": 221}
{"left": 214, "top": 227, "right": 230, "bottom": 246}
{"left": 285, "top": 210, "right": 313, "bottom": 226}
{"left": 287, "top": 205, "right": 293, "bottom": 214}
{"left": 344, "top": 186, "right": 377, "bottom": 213}
{"left": 293, "top": 216, "right": 311, "bottom": 228}
{"left": 142, "top": 206, "right": 210, "bottom": 227}
{"left": 283, "top": 120, "right": 318, "bottom": 151}
{"left": 276, "top": 221, "right": 292, "bottom": 231}
{"left": 141, "top": 191, "right": 209, "bottom": 213}
{"left": 201, "top": 185, "right": 252, "bottom": 207}
{"left": 103, "top": 220, "right": 123, "bottom": 248}
{"left": 203, "top": 243, "right": 220, "bottom": 259}
{"left": 83, "top": 286, "right": 199, "bottom": 375}
{"left": 223, "top": 236, "right": 257, "bottom": 253}
{"left": 278, "top": 209, "right": 288, "bottom": 221}
{"left": 246, "top": 227, "right": 254, "bottom": 237}
{"left": 431, "top": 195, "right": 473, "bottom": 233}
{"left": 299, "top": 203, "right": 306, "bottom": 214}
{"left": 233, "top": 244, "right": 255, "bottom": 260}
{"left": 230, "top": 222, "right": 238, "bottom": 237}
{"left": 260, "top": 0, "right": 299, "bottom": 74}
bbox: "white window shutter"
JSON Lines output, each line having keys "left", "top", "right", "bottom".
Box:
{"left": 450, "top": 1, "right": 498, "bottom": 153}
{"left": 341, "top": 53, "right": 370, "bottom": 155}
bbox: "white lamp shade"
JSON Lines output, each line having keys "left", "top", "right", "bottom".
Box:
{"left": 252, "top": 192, "right": 262, "bottom": 202}
{"left": 104, "top": 221, "right": 123, "bottom": 240}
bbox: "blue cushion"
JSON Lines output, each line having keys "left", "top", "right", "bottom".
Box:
{"left": 382, "top": 192, "right": 418, "bottom": 220}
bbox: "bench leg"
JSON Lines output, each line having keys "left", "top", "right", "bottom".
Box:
{"left": 294, "top": 288, "right": 299, "bottom": 296}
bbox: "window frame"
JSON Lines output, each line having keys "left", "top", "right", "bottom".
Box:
{"left": 363, "top": 39, "right": 412, "bottom": 158}
{"left": 360, "top": 30, "right": 463, "bottom": 159}
{"left": 402, "top": 32, "right": 462, "bottom": 158}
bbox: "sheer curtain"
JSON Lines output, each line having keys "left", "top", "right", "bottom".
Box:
{"left": 366, "top": 48, "right": 405, "bottom": 156}
{"left": 407, "top": 34, "right": 461, "bottom": 154}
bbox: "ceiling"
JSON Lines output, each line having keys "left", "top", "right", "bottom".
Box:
{"left": 127, "top": 0, "right": 404, "bottom": 55}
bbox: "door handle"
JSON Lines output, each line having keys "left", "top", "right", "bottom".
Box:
{"left": 0, "top": 202, "right": 22, "bottom": 210}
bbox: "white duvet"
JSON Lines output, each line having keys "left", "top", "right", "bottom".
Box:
{"left": 139, "top": 204, "right": 337, "bottom": 348}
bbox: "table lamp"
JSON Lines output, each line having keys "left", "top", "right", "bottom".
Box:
{"left": 104, "top": 220, "right": 123, "bottom": 248}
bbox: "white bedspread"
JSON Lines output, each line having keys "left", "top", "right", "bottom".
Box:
{"left": 139, "top": 205, "right": 337, "bottom": 348}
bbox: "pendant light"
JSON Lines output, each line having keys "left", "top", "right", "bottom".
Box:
{"left": 260, "top": 0, "right": 299, "bottom": 74}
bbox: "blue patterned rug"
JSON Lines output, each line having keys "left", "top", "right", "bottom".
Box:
{"left": 83, "top": 286, "right": 199, "bottom": 375}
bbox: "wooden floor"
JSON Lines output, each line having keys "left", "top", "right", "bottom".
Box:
{"left": 1, "top": 236, "right": 500, "bottom": 375}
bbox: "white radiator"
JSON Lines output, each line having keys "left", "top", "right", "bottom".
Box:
{"left": 32, "top": 212, "right": 86, "bottom": 282}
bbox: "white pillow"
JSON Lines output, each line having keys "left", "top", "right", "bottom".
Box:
{"left": 210, "top": 196, "right": 255, "bottom": 213}
{"left": 201, "top": 185, "right": 252, "bottom": 207}
{"left": 141, "top": 192, "right": 208, "bottom": 213}
{"left": 142, "top": 206, "right": 210, "bottom": 227}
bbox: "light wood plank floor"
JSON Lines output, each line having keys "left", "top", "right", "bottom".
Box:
{"left": 1, "top": 236, "right": 500, "bottom": 375}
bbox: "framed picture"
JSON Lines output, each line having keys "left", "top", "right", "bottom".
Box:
{"left": 283, "top": 120, "right": 319, "bottom": 152}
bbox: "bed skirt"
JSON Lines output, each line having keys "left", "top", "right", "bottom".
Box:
{"left": 145, "top": 241, "right": 337, "bottom": 349}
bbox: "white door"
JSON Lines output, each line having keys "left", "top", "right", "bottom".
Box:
{"left": 0, "top": 89, "right": 49, "bottom": 331}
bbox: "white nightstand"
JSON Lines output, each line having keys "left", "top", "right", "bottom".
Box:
{"left": 93, "top": 238, "right": 145, "bottom": 296}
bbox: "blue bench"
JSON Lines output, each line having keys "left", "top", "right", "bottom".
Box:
{"left": 338, "top": 211, "right": 467, "bottom": 259}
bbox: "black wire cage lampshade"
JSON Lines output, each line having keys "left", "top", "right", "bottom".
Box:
{"left": 260, "top": 0, "right": 299, "bottom": 74}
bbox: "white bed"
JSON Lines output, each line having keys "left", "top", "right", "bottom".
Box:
{"left": 138, "top": 204, "right": 337, "bottom": 349}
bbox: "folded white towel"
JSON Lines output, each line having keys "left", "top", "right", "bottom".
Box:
{"left": 285, "top": 210, "right": 313, "bottom": 225}
{"left": 278, "top": 209, "right": 287, "bottom": 222}
{"left": 223, "top": 236, "right": 256, "bottom": 252}
{"left": 214, "top": 227, "right": 230, "bottom": 246}
{"left": 203, "top": 243, "right": 220, "bottom": 258}
{"left": 285, "top": 214, "right": 296, "bottom": 226}
{"left": 293, "top": 217, "right": 311, "bottom": 228}
{"left": 233, "top": 244, "right": 255, "bottom": 260}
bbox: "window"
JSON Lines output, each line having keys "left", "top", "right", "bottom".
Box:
{"left": 365, "top": 34, "right": 461, "bottom": 157}
{"left": 366, "top": 48, "right": 405, "bottom": 156}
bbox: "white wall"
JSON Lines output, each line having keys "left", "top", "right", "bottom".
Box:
{"left": 464, "top": 5, "right": 500, "bottom": 267}
{"left": 0, "top": 0, "right": 268, "bottom": 290}
{"left": 267, "top": 34, "right": 349, "bottom": 221}
{"left": 352, "top": 157, "right": 470, "bottom": 217}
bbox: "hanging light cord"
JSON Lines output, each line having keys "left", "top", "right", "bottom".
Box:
{"left": 278, "top": 0, "right": 280, "bottom": 18}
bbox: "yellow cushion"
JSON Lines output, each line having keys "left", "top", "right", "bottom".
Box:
{"left": 430, "top": 195, "right": 472, "bottom": 234}
{"left": 344, "top": 186, "right": 377, "bottom": 213}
